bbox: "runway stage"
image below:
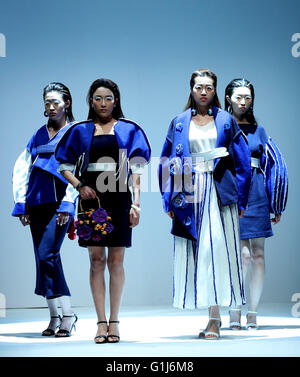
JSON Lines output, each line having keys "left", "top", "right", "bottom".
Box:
{"left": 0, "top": 303, "right": 299, "bottom": 357}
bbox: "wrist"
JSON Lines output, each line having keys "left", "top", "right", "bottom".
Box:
{"left": 131, "top": 203, "right": 141, "bottom": 212}
{"left": 75, "top": 182, "right": 84, "bottom": 191}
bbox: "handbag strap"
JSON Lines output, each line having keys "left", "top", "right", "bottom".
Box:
{"left": 79, "top": 195, "right": 101, "bottom": 213}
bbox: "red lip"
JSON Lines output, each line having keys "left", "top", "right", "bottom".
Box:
{"left": 200, "top": 97, "right": 207, "bottom": 101}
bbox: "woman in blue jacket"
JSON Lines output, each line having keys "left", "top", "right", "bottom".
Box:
{"left": 225, "top": 78, "right": 288, "bottom": 330}
{"left": 55, "top": 78, "right": 151, "bottom": 343}
{"left": 158, "top": 69, "right": 252, "bottom": 339}
{"left": 12, "top": 82, "right": 78, "bottom": 337}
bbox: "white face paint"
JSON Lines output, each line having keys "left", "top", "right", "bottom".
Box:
{"left": 91, "top": 87, "right": 115, "bottom": 119}
{"left": 229, "top": 86, "right": 252, "bottom": 119}
{"left": 192, "top": 76, "right": 215, "bottom": 107}
{"left": 44, "top": 91, "right": 69, "bottom": 123}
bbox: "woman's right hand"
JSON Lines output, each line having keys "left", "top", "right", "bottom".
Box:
{"left": 79, "top": 185, "right": 97, "bottom": 200}
{"left": 19, "top": 214, "right": 30, "bottom": 226}
{"left": 167, "top": 211, "right": 175, "bottom": 219}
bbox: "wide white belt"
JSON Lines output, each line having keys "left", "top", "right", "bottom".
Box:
{"left": 251, "top": 157, "right": 260, "bottom": 169}
{"left": 191, "top": 147, "right": 229, "bottom": 173}
{"left": 87, "top": 162, "right": 117, "bottom": 172}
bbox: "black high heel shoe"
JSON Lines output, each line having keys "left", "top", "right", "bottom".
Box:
{"left": 94, "top": 321, "right": 108, "bottom": 344}
{"left": 107, "top": 320, "right": 120, "bottom": 343}
{"left": 42, "top": 315, "right": 62, "bottom": 336}
{"left": 55, "top": 313, "right": 78, "bottom": 338}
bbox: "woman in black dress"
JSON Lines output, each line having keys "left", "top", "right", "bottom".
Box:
{"left": 56, "top": 79, "right": 151, "bottom": 343}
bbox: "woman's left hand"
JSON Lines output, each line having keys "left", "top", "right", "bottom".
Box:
{"left": 57, "top": 212, "right": 69, "bottom": 226}
{"left": 129, "top": 207, "right": 140, "bottom": 228}
{"left": 271, "top": 214, "right": 281, "bottom": 224}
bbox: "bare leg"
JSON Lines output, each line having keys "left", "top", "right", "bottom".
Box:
{"left": 107, "top": 246, "right": 125, "bottom": 342}
{"left": 247, "top": 237, "right": 265, "bottom": 327}
{"left": 88, "top": 246, "right": 108, "bottom": 342}
{"left": 229, "top": 239, "right": 251, "bottom": 328}
{"left": 241, "top": 239, "right": 251, "bottom": 282}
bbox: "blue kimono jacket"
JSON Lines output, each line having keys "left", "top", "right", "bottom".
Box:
{"left": 12, "top": 123, "right": 78, "bottom": 217}
{"left": 54, "top": 118, "right": 151, "bottom": 183}
{"left": 239, "top": 123, "right": 288, "bottom": 216}
{"left": 158, "top": 107, "right": 252, "bottom": 241}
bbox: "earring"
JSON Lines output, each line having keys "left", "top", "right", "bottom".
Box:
{"left": 208, "top": 108, "right": 213, "bottom": 116}
{"left": 44, "top": 111, "right": 48, "bottom": 117}
{"left": 191, "top": 109, "right": 197, "bottom": 116}
{"left": 228, "top": 105, "right": 232, "bottom": 114}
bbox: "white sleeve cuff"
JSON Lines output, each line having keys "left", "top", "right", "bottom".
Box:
{"left": 57, "top": 163, "right": 75, "bottom": 173}
{"left": 130, "top": 163, "right": 144, "bottom": 175}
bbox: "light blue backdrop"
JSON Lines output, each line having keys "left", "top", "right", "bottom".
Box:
{"left": 0, "top": 0, "right": 299, "bottom": 308}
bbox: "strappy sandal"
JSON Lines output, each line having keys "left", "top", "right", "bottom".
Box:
{"left": 229, "top": 308, "right": 242, "bottom": 330}
{"left": 55, "top": 313, "right": 78, "bottom": 337}
{"left": 199, "top": 318, "right": 222, "bottom": 340}
{"left": 107, "top": 320, "right": 120, "bottom": 343}
{"left": 42, "top": 315, "right": 62, "bottom": 336}
{"left": 246, "top": 311, "right": 258, "bottom": 330}
{"left": 94, "top": 321, "right": 108, "bottom": 344}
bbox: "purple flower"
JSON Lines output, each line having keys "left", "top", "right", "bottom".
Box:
{"left": 77, "top": 225, "right": 93, "bottom": 240}
{"left": 105, "top": 223, "right": 114, "bottom": 234}
{"left": 92, "top": 208, "right": 108, "bottom": 223}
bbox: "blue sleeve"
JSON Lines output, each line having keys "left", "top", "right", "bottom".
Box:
{"left": 264, "top": 137, "right": 288, "bottom": 214}
{"left": 128, "top": 124, "right": 151, "bottom": 164}
{"left": 231, "top": 118, "right": 252, "bottom": 211}
{"left": 158, "top": 120, "right": 174, "bottom": 212}
{"left": 55, "top": 126, "right": 85, "bottom": 165}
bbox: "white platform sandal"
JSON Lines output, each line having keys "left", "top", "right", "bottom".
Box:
{"left": 229, "top": 308, "right": 242, "bottom": 330}
{"left": 199, "top": 318, "right": 222, "bottom": 340}
{"left": 246, "top": 311, "right": 258, "bottom": 330}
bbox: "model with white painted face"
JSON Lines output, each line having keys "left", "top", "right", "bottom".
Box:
{"left": 225, "top": 78, "right": 285, "bottom": 331}
{"left": 12, "top": 82, "right": 78, "bottom": 338}
{"left": 159, "top": 69, "right": 252, "bottom": 340}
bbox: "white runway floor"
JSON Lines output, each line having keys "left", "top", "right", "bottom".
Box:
{"left": 0, "top": 303, "right": 299, "bottom": 357}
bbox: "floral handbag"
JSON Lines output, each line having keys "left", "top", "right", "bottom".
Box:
{"left": 74, "top": 196, "right": 114, "bottom": 242}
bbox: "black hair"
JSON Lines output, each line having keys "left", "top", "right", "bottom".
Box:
{"left": 224, "top": 78, "right": 257, "bottom": 125}
{"left": 86, "top": 78, "right": 124, "bottom": 120}
{"left": 43, "top": 82, "right": 75, "bottom": 122}
{"left": 184, "top": 69, "right": 222, "bottom": 111}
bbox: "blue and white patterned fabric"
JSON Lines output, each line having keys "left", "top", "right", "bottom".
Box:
{"left": 12, "top": 123, "right": 78, "bottom": 216}
{"left": 263, "top": 137, "right": 288, "bottom": 215}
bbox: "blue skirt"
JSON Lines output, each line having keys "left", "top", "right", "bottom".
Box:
{"left": 239, "top": 169, "right": 273, "bottom": 240}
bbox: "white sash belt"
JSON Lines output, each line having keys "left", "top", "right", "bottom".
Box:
{"left": 191, "top": 147, "right": 229, "bottom": 173}
{"left": 251, "top": 157, "right": 260, "bottom": 169}
{"left": 87, "top": 162, "right": 117, "bottom": 172}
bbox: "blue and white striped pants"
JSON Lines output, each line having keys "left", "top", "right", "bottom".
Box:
{"left": 173, "top": 172, "right": 246, "bottom": 309}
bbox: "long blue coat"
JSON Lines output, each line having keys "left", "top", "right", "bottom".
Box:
{"left": 158, "top": 107, "right": 252, "bottom": 241}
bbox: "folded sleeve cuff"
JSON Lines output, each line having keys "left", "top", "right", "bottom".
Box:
{"left": 57, "top": 163, "right": 75, "bottom": 173}
{"left": 57, "top": 201, "right": 76, "bottom": 216}
{"left": 12, "top": 202, "right": 27, "bottom": 217}
{"left": 130, "top": 163, "right": 145, "bottom": 175}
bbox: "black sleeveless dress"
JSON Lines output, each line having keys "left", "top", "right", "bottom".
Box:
{"left": 78, "top": 134, "right": 132, "bottom": 248}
